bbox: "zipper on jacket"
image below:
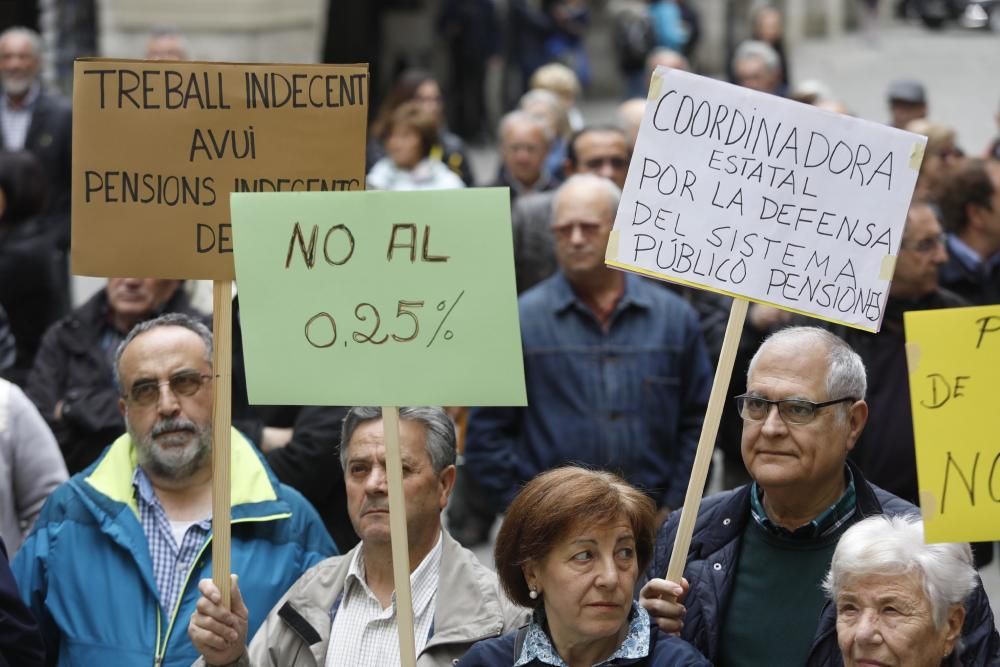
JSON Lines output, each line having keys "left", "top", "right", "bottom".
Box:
{"left": 151, "top": 513, "right": 292, "bottom": 665}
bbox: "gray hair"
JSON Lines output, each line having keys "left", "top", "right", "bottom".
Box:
{"left": 499, "top": 109, "right": 555, "bottom": 145}
{"left": 0, "top": 27, "right": 41, "bottom": 57}
{"left": 823, "top": 514, "right": 977, "bottom": 630}
{"left": 339, "top": 407, "right": 456, "bottom": 474}
{"left": 733, "top": 40, "right": 781, "bottom": 73}
{"left": 115, "top": 312, "right": 213, "bottom": 390}
{"left": 553, "top": 173, "right": 622, "bottom": 222}
{"left": 519, "top": 88, "right": 569, "bottom": 136}
{"left": 747, "top": 327, "right": 867, "bottom": 415}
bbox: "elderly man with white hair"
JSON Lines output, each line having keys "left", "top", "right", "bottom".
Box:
{"left": 640, "top": 327, "right": 999, "bottom": 665}
{"left": 464, "top": 173, "right": 712, "bottom": 534}
{"left": 825, "top": 514, "right": 979, "bottom": 667}
{"left": 490, "top": 110, "right": 556, "bottom": 202}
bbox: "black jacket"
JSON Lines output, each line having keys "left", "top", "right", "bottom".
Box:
{"left": 939, "top": 245, "right": 1000, "bottom": 306}
{"left": 0, "top": 88, "right": 73, "bottom": 251}
{"left": 0, "top": 216, "right": 65, "bottom": 386}
{"left": 644, "top": 461, "right": 1000, "bottom": 666}
{"left": 25, "top": 287, "right": 205, "bottom": 473}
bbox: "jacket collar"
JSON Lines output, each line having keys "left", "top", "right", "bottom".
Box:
{"left": 278, "top": 530, "right": 510, "bottom": 657}
{"left": 549, "top": 272, "right": 654, "bottom": 317}
{"left": 83, "top": 427, "right": 281, "bottom": 517}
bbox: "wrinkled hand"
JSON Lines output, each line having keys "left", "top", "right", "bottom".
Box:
{"left": 639, "top": 577, "right": 689, "bottom": 635}
{"left": 261, "top": 427, "right": 293, "bottom": 453}
{"left": 748, "top": 304, "right": 792, "bottom": 332}
{"left": 188, "top": 575, "right": 249, "bottom": 666}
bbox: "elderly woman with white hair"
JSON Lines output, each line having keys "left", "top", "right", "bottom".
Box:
{"left": 824, "top": 514, "right": 980, "bottom": 666}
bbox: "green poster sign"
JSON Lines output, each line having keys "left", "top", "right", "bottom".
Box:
{"left": 231, "top": 188, "right": 526, "bottom": 406}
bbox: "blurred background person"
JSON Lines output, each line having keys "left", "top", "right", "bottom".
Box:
{"left": 436, "top": 0, "right": 500, "bottom": 143}
{"left": 907, "top": 119, "right": 963, "bottom": 203}
{"left": 542, "top": 0, "right": 591, "bottom": 89}
{"left": 612, "top": 0, "right": 657, "bottom": 99}
{"left": 530, "top": 62, "right": 585, "bottom": 132}
{"left": 0, "top": 27, "right": 72, "bottom": 263}
{"left": 368, "top": 69, "right": 474, "bottom": 186}
{"left": 519, "top": 88, "right": 571, "bottom": 182}
{"left": 824, "top": 515, "right": 976, "bottom": 666}
{"left": 731, "top": 40, "right": 783, "bottom": 96}
{"left": 367, "top": 101, "right": 466, "bottom": 191}
{"left": 887, "top": 78, "right": 928, "bottom": 129}
{"left": 750, "top": 5, "right": 790, "bottom": 93}
{"left": 0, "top": 150, "right": 64, "bottom": 386}
{"left": 491, "top": 110, "right": 556, "bottom": 201}
{"left": 144, "top": 25, "right": 188, "bottom": 60}
{"left": 26, "top": 277, "right": 204, "bottom": 474}
{"left": 937, "top": 158, "right": 1000, "bottom": 306}
{"left": 458, "top": 467, "right": 709, "bottom": 666}
{"left": 0, "top": 376, "right": 66, "bottom": 555}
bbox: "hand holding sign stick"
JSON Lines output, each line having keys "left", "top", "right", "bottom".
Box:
{"left": 232, "top": 188, "right": 526, "bottom": 667}
{"left": 607, "top": 67, "right": 924, "bottom": 580}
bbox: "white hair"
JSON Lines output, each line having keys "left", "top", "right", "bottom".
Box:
{"left": 0, "top": 27, "right": 41, "bottom": 57}
{"left": 553, "top": 173, "right": 622, "bottom": 221}
{"left": 824, "top": 515, "right": 977, "bottom": 630}
{"left": 499, "top": 110, "right": 555, "bottom": 145}
{"left": 747, "top": 326, "right": 867, "bottom": 415}
{"left": 733, "top": 39, "right": 780, "bottom": 73}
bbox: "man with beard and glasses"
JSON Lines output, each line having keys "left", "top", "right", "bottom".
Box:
{"left": 12, "top": 313, "right": 334, "bottom": 667}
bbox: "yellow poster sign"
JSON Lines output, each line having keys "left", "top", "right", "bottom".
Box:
{"left": 905, "top": 305, "right": 1000, "bottom": 543}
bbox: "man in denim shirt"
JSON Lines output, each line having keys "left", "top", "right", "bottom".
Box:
{"left": 463, "top": 174, "right": 712, "bottom": 529}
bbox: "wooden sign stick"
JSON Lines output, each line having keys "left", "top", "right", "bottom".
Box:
{"left": 211, "top": 280, "right": 234, "bottom": 608}
{"left": 665, "top": 298, "right": 748, "bottom": 582}
{"left": 383, "top": 405, "right": 418, "bottom": 667}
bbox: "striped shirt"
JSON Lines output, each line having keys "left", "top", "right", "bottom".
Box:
{"left": 0, "top": 82, "right": 39, "bottom": 150}
{"left": 132, "top": 467, "right": 211, "bottom": 618}
{"left": 326, "top": 532, "right": 442, "bottom": 666}
{"left": 750, "top": 465, "right": 857, "bottom": 539}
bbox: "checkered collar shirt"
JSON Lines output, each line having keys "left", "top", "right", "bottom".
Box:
{"left": 132, "top": 466, "right": 211, "bottom": 618}
{"left": 325, "top": 531, "right": 443, "bottom": 667}
{"left": 0, "top": 81, "right": 40, "bottom": 150}
{"left": 750, "top": 465, "right": 857, "bottom": 540}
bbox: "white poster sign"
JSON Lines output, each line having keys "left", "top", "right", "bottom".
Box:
{"left": 607, "top": 68, "right": 926, "bottom": 332}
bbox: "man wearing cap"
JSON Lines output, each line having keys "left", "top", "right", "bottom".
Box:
{"left": 887, "top": 78, "right": 927, "bottom": 129}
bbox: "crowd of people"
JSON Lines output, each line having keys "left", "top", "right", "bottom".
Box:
{"left": 0, "top": 4, "right": 999, "bottom": 666}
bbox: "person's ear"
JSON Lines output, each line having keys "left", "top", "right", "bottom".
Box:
{"left": 437, "top": 464, "right": 457, "bottom": 510}
{"left": 942, "top": 603, "right": 966, "bottom": 657}
{"left": 521, "top": 560, "right": 540, "bottom": 594}
{"left": 844, "top": 400, "right": 868, "bottom": 453}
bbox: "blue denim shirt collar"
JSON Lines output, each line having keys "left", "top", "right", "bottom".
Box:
{"left": 514, "top": 601, "right": 651, "bottom": 666}
{"left": 549, "top": 271, "right": 655, "bottom": 318}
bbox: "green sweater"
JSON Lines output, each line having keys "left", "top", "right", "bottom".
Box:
{"left": 717, "top": 519, "right": 844, "bottom": 666}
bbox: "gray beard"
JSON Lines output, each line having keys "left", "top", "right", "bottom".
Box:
{"left": 1, "top": 74, "right": 31, "bottom": 97}
{"left": 131, "top": 418, "right": 212, "bottom": 482}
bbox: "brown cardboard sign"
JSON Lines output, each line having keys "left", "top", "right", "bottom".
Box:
{"left": 71, "top": 59, "right": 368, "bottom": 279}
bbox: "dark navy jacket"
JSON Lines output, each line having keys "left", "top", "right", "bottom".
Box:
{"left": 457, "top": 625, "right": 711, "bottom": 666}
{"left": 644, "top": 461, "right": 1000, "bottom": 666}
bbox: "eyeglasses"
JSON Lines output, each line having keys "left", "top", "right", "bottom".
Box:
{"left": 734, "top": 393, "right": 857, "bottom": 425}
{"left": 581, "top": 156, "right": 628, "bottom": 171}
{"left": 125, "top": 371, "right": 213, "bottom": 407}
{"left": 900, "top": 232, "right": 946, "bottom": 254}
{"left": 551, "top": 221, "right": 603, "bottom": 240}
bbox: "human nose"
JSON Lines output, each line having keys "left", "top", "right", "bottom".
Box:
{"left": 365, "top": 464, "right": 388, "bottom": 494}
{"left": 760, "top": 403, "right": 787, "bottom": 435}
{"left": 155, "top": 381, "right": 181, "bottom": 416}
{"left": 594, "top": 554, "right": 619, "bottom": 589}
{"left": 853, "top": 610, "right": 883, "bottom": 646}
{"left": 569, "top": 224, "right": 586, "bottom": 244}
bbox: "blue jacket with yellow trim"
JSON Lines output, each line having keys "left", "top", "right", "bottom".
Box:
{"left": 12, "top": 429, "right": 335, "bottom": 667}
